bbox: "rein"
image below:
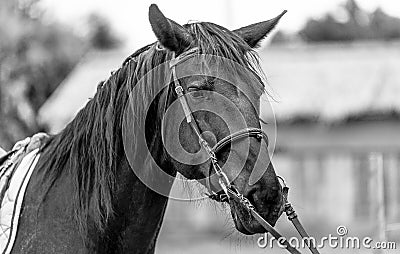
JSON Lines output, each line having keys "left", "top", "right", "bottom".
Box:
{"left": 169, "top": 48, "right": 320, "bottom": 254}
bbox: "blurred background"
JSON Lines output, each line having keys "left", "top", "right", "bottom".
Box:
{"left": 1, "top": 0, "right": 400, "bottom": 253}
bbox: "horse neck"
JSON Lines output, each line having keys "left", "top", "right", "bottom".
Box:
{"left": 107, "top": 156, "right": 172, "bottom": 253}
{"left": 109, "top": 99, "right": 175, "bottom": 252}
{"left": 39, "top": 71, "right": 175, "bottom": 251}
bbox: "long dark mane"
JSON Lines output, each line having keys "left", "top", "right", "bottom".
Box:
{"left": 38, "top": 21, "right": 267, "bottom": 238}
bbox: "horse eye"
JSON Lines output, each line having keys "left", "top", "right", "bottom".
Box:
{"left": 187, "top": 87, "right": 205, "bottom": 98}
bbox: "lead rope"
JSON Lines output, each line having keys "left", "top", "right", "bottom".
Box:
{"left": 169, "top": 51, "right": 319, "bottom": 254}
{"left": 284, "top": 190, "right": 320, "bottom": 254}
{"left": 226, "top": 187, "right": 302, "bottom": 254}
{"left": 286, "top": 203, "right": 320, "bottom": 254}
{"left": 280, "top": 179, "right": 320, "bottom": 254}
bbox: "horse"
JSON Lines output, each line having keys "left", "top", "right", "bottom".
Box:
{"left": 10, "top": 4, "right": 286, "bottom": 253}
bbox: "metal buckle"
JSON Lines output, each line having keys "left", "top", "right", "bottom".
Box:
{"left": 174, "top": 85, "right": 184, "bottom": 96}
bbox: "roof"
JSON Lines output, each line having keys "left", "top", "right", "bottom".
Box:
{"left": 38, "top": 49, "right": 130, "bottom": 133}
{"left": 39, "top": 41, "right": 400, "bottom": 133}
{"left": 259, "top": 41, "right": 400, "bottom": 124}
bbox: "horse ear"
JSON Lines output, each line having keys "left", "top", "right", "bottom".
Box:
{"left": 233, "top": 10, "right": 287, "bottom": 48}
{"left": 149, "top": 4, "right": 192, "bottom": 53}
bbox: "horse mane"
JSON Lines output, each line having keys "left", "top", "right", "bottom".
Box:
{"left": 38, "top": 21, "right": 267, "bottom": 238}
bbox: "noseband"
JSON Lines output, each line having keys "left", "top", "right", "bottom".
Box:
{"left": 169, "top": 48, "right": 320, "bottom": 254}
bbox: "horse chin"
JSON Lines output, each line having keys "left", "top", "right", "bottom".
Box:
{"left": 230, "top": 200, "right": 272, "bottom": 235}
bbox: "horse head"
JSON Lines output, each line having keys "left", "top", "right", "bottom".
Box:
{"left": 147, "top": 4, "right": 286, "bottom": 235}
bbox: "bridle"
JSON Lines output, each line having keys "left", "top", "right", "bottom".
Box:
{"left": 169, "top": 47, "right": 320, "bottom": 254}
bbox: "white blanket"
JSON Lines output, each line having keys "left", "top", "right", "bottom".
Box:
{"left": 0, "top": 149, "right": 5, "bottom": 158}
{"left": 0, "top": 149, "right": 40, "bottom": 254}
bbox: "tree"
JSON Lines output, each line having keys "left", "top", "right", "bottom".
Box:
{"left": 370, "top": 8, "right": 400, "bottom": 39}
{"left": 0, "top": 0, "right": 86, "bottom": 148}
{"left": 299, "top": 0, "right": 400, "bottom": 42}
{"left": 88, "top": 14, "right": 120, "bottom": 50}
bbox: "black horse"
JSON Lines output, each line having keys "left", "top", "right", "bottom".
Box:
{"left": 11, "top": 4, "right": 286, "bottom": 253}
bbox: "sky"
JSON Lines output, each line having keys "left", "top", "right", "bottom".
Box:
{"left": 39, "top": 0, "right": 400, "bottom": 49}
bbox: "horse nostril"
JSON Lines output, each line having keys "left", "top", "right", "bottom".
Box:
{"left": 244, "top": 185, "right": 260, "bottom": 207}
